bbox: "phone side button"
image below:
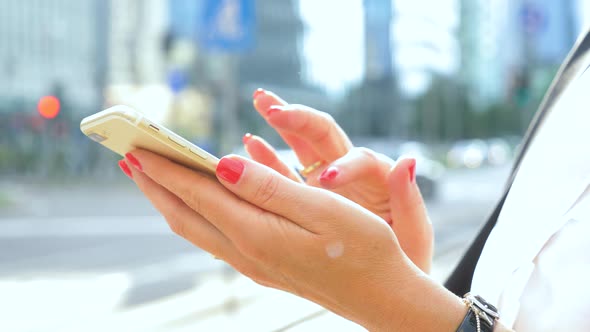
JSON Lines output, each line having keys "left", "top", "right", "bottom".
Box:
{"left": 189, "top": 148, "right": 208, "bottom": 160}
{"left": 168, "top": 135, "right": 186, "bottom": 148}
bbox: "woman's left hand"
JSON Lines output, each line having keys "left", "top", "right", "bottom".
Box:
{"left": 120, "top": 151, "right": 463, "bottom": 332}
{"left": 245, "top": 90, "right": 433, "bottom": 272}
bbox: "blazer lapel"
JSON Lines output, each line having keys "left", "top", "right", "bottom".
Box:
{"left": 445, "top": 28, "right": 590, "bottom": 296}
{"left": 508, "top": 29, "right": 590, "bottom": 185}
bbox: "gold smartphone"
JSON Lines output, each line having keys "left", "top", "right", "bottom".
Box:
{"left": 80, "top": 105, "right": 219, "bottom": 175}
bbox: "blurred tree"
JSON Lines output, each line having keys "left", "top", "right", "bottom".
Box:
{"left": 337, "top": 77, "right": 399, "bottom": 138}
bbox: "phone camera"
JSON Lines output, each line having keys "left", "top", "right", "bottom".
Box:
{"left": 88, "top": 133, "right": 107, "bottom": 143}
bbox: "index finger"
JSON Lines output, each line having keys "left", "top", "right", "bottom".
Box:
{"left": 266, "top": 104, "right": 353, "bottom": 162}
{"left": 253, "top": 90, "right": 321, "bottom": 166}
{"left": 253, "top": 90, "right": 353, "bottom": 163}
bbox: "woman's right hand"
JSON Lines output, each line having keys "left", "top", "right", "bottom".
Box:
{"left": 123, "top": 151, "right": 465, "bottom": 332}
{"left": 243, "top": 89, "right": 433, "bottom": 272}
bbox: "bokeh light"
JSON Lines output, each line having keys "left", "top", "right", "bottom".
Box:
{"left": 37, "top": 96, "right": 61, "bottom": 119}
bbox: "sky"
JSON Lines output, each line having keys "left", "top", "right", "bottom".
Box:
{"left": 297, "top": 0, "right": 365, "bottom": 96}
{"left": 298, "top": 0, "right": 460, "bottom": 98}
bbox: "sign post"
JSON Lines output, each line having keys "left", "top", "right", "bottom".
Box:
{"left": 199, "top": 0, "right": 255, "bottom": 52}
{"left": 198, "top": 0, "right": 255, "bottom": 154}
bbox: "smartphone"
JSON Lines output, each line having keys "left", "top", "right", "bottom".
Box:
{"left": 80, "top": 105, "right": 219, "bottom": 175}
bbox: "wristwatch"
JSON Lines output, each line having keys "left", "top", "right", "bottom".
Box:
{"left": 455, "top": 293, "right": 499, "bottom": 332}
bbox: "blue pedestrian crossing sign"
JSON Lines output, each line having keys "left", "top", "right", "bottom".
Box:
{"left": 199, "top": 0, "right": 255, "bottom": 52}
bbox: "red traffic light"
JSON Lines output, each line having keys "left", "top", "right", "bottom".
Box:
{"left": 37, "top": 96, "right": 61, "bottom": 119}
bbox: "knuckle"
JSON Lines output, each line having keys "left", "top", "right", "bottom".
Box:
{"left": 237, "top": 265, "right": 272, "bottom": 287}
{"left": 231, "top": 261, "right": 254, "bottom": 277}
{"left": 178, "top": 175, "right": 209, "bottom": 214}
{"left": 166, "top": 214, "right": 186, "bottom": 238}
{"left": 186, "top": 188, "right": 203, "bottom": 215}
{"left": 162, "top": 200, "right": 188, "bottom": 237}
{"left": 357, "top": 147, "right": 378, "bottom": 163}
{"left": 252, "top": 277, "right": 273, "bottom": 288}
{"left": 313, "top": 113, "right": 335, "bottom": 141}
{"left": 240, "top": 240, "right": 268, "bottom": 263}
{"left": 254, "top": 173, "right": 280, "bottom": 206}
{"left": 294, "top": 107, "right": 335, "bottom": 139}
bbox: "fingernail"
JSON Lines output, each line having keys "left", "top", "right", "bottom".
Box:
{"left": 408, "top": 159, "right": 416, "bottom": 183}
{"left": 118, "top": 160, "right": 133, "bottom": 179}
{"left": 267, "top": 105, "right": 283, "bottom": 116}
{"left": 319, "top": 167, "right": 339, "bottom": 182}
{"left": 253, "top": 88, "right": 265, "bottom": 100}
{"left": 125, "top": 152, "right": 142, "bottom": 172}
{"left": 243, "top": 133, "right": 252, "bottom": 144}
{"left": 216, "top": 158, "right": 245, "bottom": 184}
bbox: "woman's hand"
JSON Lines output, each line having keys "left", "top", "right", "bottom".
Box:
{"left": 245, "top": 89, "right": 433, "bottom": 271}
{"left": 120, "top": 152, "right": 464, "bottom": 331}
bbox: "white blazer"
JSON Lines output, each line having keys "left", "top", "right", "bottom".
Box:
{"left": 470, "top": 32, "right": 590, "bottom": 330}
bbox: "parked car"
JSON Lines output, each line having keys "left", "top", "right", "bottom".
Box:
{"left": 355, "top": 138, "right": 444, "bottom": 201}
{"left": 486, "top": 138, "right": 513, "bottom": 166}
{"left": 446, "top": 139, "right": 488, "bottom": 169}
{"left": 236, "top": 140, "right": 444, "bottom": 201}
{"left": 394, "top": 141, "right": 445, "bottom": 200}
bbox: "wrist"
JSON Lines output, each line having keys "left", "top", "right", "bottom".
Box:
{"left": 370, "top": 268, "right": 467, "bottom": 332}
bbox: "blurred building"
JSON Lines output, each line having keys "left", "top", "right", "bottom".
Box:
{"left": 459, "top": 0, "right": 514, "bottom": 108}
{"left": 333, "top": 0, "right": 399, "bottom": 137}
{"left": 575, "top": 0, "right": 590, "bottom": 31}
{"left": 0, "top": 0, "right": 108, "bottom": 113}
{"left": 108, "top": 0, "right": 168, "bottom": 86}
{"left": 393, "top": 0, "right": 460, "bottom": 98}
{"left": 298, "top": 0, "right": 365, "bottom": 96}
{"left": 521, "top": 0, "right": 578, "bottom": 65}
{"left": 105, "top": 0, "right": 171, "bottom": 122}
{"left": 364, "top": 0, "right": 395, "bottom": 81}
{"left": 238, "top": 0, "right": 304, "bottom": 91}
{"left": 355, "top": 0, "right": 400, "bottom": 136}
{"left": 459, "top": 0, "right": 578, "bottom": 110}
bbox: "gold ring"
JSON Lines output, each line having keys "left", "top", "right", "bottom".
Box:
{"left": 300, "top": 160, "right": 324, "bottom": 177}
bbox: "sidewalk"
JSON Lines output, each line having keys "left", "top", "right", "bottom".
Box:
{"left": 0, "top": 179, "right": 157, "bottom": 218}
{"left": 0, "top": 179, "right": 473, "bottom": 331}
{"left": 0, "top": 246, "right": 466, "bottom": 332}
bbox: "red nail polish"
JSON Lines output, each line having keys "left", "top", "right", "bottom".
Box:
{"left": 243, "top": 133, "right": 252, "bottom": 144}
{"left": 408, "top": 159, "right": 416, "bottom": 183}
{"left": 216, "top": 158, "right": 245, "bottom": 184}
{"left": 267, "top": 106, "right": 282, "bottom": 116}
{"left": 118, "top": 160, "right": 133, "bottom": 179}
{"left": 319, "top": 167, "right": 339, "bottom": 182}
{"left": 125, "top": 153, "right": 142, "bottom": 172}
{"left": 253, "top": 88, "right": 265, "bottom": 100}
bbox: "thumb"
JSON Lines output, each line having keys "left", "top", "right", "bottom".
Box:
{"left": 388, "top": 158, "right": 433, "bottom": 271}
{"left": 215, "top": 155, "right": 327, "bottom": 232}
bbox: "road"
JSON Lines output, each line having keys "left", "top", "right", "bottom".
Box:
{"left": 0, "top": 165, "right": 511, "bottom": 331}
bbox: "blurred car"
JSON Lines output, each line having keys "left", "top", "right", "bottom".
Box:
{"left": 447, "top": 138, "right": 515, "bottom": 169}
{"left": 394, "top": 142, "right": 445, "bottom": 201}
{"left": 235, "top": 141, "right": 444, "bottom": 201}
{"left": 486, "top": 138, "right": 513, "bottom": 166}
{"left": 356, "top": 138, "right": 445, "bottom": 201}
{"left": 446, "top": 139, "right": 489, "bottom": 169}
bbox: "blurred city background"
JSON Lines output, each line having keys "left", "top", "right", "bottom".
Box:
{"left": 0, "top": 0, "right": 587, "bottom": 331}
